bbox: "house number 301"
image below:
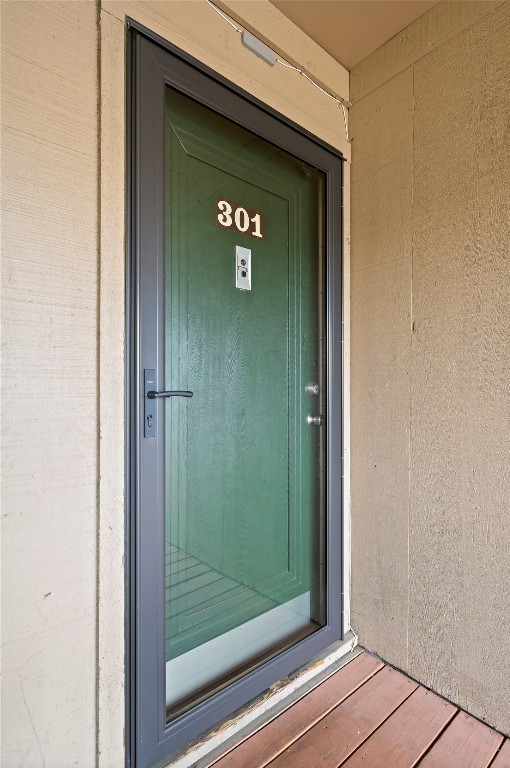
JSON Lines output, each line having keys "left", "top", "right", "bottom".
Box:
{"left": 216, "top": 198, "right": 264, "bottom": 240}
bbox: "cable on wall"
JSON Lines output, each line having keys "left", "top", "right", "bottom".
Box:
{"left": 204, "top": 0, "right": 350, "bottom": 142}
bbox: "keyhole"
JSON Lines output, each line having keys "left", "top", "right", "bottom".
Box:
{"left": 147, "top": 413, "right": 153, "bottom": 427}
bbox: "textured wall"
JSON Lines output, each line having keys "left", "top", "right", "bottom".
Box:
{"left": 1, "top": 2, "right": 98, "bottom": 765}
{"left": 350, "top": 1, "right": 510, "bottom": 735}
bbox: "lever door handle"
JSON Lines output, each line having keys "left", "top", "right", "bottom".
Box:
{"left": 144, "top": 368, "right": 193, "bottom": 438}
{"left": 147, "top": 390, "right": 193, "bottom": 399}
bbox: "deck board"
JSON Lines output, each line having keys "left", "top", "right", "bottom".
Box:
{"left": 418, "top": 712, "right": 504, "bottom": 767}
{"left": 268, "top": 666, "right": 417, "bottom": 768}
{"left": 491, "top": 740, "right": 510, "bottom": 768}
{"left": 208, "top": 652, "right": 509, "bottom": 768}
{"left": 209, "top": 652, "right": 383, "bottom": 768}
{"left": 340, "top": 686, "right": 456, "bottom": 767}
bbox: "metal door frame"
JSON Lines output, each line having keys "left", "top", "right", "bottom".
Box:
{"left": 127, "top": 24, "right": 344, "bottom": 768}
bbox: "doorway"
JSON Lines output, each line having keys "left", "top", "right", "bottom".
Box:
{"left": 129, "top": 29, "right": 343, "bottom": 768}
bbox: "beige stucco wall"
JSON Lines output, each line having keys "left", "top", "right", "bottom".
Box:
{"left": 350, "top": 0, "right": 510, "bottom": 735}
{"left": 2, "top": 2, "right": 349, "bottom": 765}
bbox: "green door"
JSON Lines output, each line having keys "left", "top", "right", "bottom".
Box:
{"left": 162, "top": 87, "right": 326, "bottom": 714}
{"left": 134, "top": 35, "right": 344, "bottom": 765}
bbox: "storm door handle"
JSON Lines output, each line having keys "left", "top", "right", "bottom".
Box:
{"left": 144, "top": 368, "right": 193, "bottom": 438}
{"left": 147, "top": 390, "right": 193, "bottom": 399}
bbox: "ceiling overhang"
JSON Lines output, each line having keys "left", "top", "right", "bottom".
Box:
{"left": 270, "top": 1, "right": 439, "bottom": 70}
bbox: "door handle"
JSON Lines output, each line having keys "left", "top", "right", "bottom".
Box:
{"left": 307, "top": 415, "right": 323, "bottom": 426}
{"left": 147, "top": 390, "right": 193, "bottom": 399}
{"left": 144, "top": 368, "right": 192, "bottom": 438}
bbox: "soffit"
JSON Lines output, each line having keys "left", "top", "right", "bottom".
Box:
{"left": 270, "top": 0, "right": 439, "bottom": 70}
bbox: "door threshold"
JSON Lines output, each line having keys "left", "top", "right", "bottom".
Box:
{"left": 168, "top": 630, "right": 359, "bottom": 768}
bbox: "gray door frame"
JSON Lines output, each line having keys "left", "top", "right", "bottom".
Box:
{"left": 127, "top": 24, "right": 344, "bottom": 768}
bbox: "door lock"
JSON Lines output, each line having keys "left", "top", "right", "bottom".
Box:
{"left": 307, "top": 415, "right": 323, "bottom": 426}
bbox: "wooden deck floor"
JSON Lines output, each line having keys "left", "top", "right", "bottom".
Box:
{"left": 208, "top": 652, "right": 510, "bottom": 768}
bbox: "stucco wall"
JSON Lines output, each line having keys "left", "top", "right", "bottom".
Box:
{"left": 350, "top": 0, "right": 510, "bottom": 735}
{"left": 1, "top": 2, "right": 99, "bottom": 766}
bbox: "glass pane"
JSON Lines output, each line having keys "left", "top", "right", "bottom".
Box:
{"left": 164, "top": 86, "right": 326, "bottom": 718}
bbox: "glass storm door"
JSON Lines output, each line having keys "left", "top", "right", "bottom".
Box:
{"left": 133, "top": 32, "right": 343, "bottom": 768}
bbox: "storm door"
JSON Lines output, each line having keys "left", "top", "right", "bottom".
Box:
{"left": 131, "top": 30, "right": 343, "bottom": 768}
